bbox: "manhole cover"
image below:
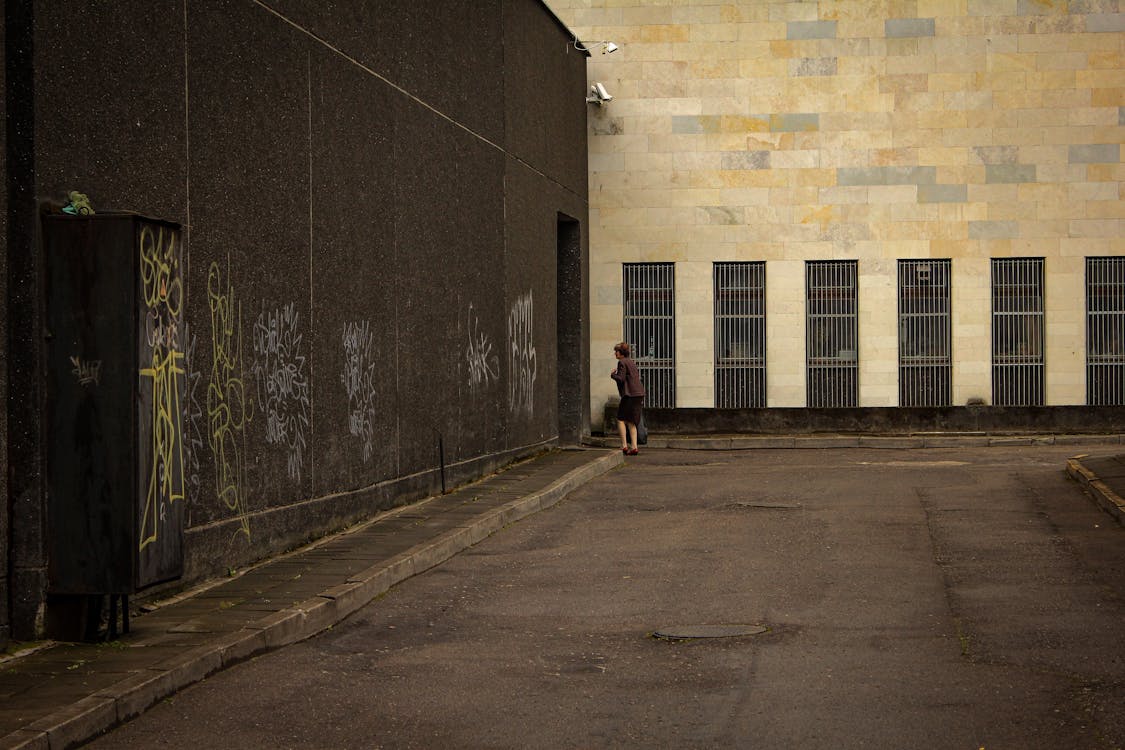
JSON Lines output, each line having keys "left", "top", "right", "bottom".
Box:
{"left": 652, "top": 624, "right": 768, "bottom": 641}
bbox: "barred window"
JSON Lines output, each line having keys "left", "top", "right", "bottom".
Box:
{"left": 714, "top": 262, "right": 766, "bottom": 408}
{"left": 623, "top": 263, "right": 675, "bottom": 408}
{"left": 806, "top": 260, "right": 858, "bottom": 408}
{"left": 991, "top": 258, "right": 1044, "bottom": 406}
{"left": 898, "top": 260, "right": 952, "bottom": 407}
{"left": 1087, "top": 257, "right": 1125, "bottom": 405}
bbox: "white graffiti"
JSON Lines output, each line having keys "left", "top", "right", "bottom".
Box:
{"left": 70, "top": 356, "right": 101, "bottom": 386}
{"left": 507, "top": 291, "right": 537, "bottom": 417}
{"left": 144, "top": 307, "right": 180, "bottom": 350}
{"left": 466, "top": 304, "right": 499, "bottom": 389}
{"left": 341, "top": 320, "right": 378, "bottom": 462}
{"left": 252, "top": 302, "right": 310, "bottom": 480}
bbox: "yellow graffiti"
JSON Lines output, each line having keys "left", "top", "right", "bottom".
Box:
{"left": 140, "top": 226, "right": 182, "bottom": 316}
{"left": 138, "top": 226, "right": 186, "bottom": 551}
{"left": 139, "top": 347, "right": 186, "bottom": 550}
{"left": 207, "top": 259, "right": 253, "bottom": 539}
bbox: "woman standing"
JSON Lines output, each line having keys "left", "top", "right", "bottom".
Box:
{"left": 611, "top": 342, "right": 646, "bottom": 455}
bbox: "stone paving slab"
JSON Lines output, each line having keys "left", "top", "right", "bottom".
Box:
{"left": 0, "top": 447, "right": 622, "bottom": 750}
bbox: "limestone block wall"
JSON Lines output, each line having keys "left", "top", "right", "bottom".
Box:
{"left": 546, "top": 0, "right": 1124, "bottom": 421}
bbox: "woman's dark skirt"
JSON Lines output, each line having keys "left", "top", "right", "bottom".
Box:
{"left": 617, "top": 395, "right": 644, "bottom": 426}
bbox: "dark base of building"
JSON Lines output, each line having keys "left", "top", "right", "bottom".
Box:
{"left": 608, "top": 405, "right": 1125, "bottom": 436}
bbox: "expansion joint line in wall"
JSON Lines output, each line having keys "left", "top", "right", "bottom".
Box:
{"left": 250, "top": 1, "right": 580, "bottom": 199}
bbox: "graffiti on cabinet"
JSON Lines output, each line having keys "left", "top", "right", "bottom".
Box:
{"left": 341, "top": 320, "right": 377, "bottom": 462}
{"left": 507, "top": 291, "right": 537, "bottom": 418}
{"left": 138, "top": 225, "right": 186, "bottom": 551}
{"left": 69, "top": 356, "right": 102, "bottom": 387}
{"left": 252, "top": 302, "right": 310, "bottom": 480}
{"left": 207, "top": 260, "right": 253, "bottom": 539}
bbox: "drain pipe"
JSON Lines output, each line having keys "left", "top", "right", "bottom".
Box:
{"left": 438, "top": 433, "right": 446, "bottom": 494}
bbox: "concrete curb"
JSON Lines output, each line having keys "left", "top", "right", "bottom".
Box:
{"left": 1066, "top": 458, "right": 1125, "bottom": 528}
{"left": 0, "top": 450, "right": 624, "bottom": 750}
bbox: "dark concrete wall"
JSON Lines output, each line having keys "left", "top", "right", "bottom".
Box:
{"left": 9, "top": 0, "right": 588, "bottom": 631}
{"left": 6, "top": 0, "right": 46, "bottom": 644}
{"left": 1, "top": 2, "right": 9, "bottom": 648}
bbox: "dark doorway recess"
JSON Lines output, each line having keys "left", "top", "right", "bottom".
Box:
{"left": 556, "top": 214, "right": 582, "bottom": 444}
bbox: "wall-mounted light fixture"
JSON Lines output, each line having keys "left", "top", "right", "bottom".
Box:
{"left": 586, "top": 82, "right": 613, "bottom": 105}
{"left": 574, "top": 39, "right": 619, "bottom": 54}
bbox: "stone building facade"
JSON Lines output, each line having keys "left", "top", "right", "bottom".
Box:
{"left": 547, "top": 0, "right": 1124, "bottom": 429}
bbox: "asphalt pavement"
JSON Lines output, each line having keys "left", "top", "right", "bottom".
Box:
{"left": 1, "top": 433, "right": 1123, "bottom": 749}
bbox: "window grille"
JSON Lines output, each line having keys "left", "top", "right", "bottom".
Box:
{"left": 898, "top": 260, "right": 952, "bottom": 407}
{"left": 623, "top": 263, "right": 675, "bottom": 408}
{"left": 806, "top": 260, "right": 858, "bottom": 408}
{"left": 714, "top": 262, "right": 766, "bottom": 408}
{"left": 1087, "top": 257, "right": 1125, "bottom": 405}
{"left": 991, "top": 258, "right": 1044, "bottom": 406}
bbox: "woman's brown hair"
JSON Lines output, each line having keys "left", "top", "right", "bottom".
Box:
{"left": 614, "top": 342, "right": 631, "bottom": 358}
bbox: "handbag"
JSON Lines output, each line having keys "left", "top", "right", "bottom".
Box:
{"left": 637, "top": 414, "right": 648, "bottom": 445}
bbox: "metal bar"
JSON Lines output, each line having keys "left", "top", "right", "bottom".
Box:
{"left": 624, "top": 262, "right": 675, "bottom": 409}
{"left": 1087, "top": 257, "right": 1125, "bottom": 405}
{"left": 898, "top": 260, "right": 952, "bottom": 406}
{"left": 991, "top": 258, "right": 1044, "bottom": 406}
{"left": 714, "top": 262, "right": 766, "bottom": 408}
{"left": 806, "top": 260, "right": 857, "bottom": 408}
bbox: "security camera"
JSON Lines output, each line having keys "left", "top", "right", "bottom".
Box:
{"left": 573, "top": 39, "right": 619, "bottom": 54}
{"left": 586, "top": 82, "right": 613, "bottom": 105}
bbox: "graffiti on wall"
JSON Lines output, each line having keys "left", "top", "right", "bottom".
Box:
{"left": 466, "top": 303, "right": 499, "bottom": 390}
{"left": 207, "top": 260, "right": 252, "bottom": 539}
{"left": 341, "top": 320, "right": 378, "bottom": 462}
{"left": 138, "top": 225, "right": 186, "bottom": 551}
{"left": 182, "top": 322, "right": 206, "bottom": 505}
{"left": 252, "top": 302, "right": 310, "bottom": 480}
{"left": 507, "top": 290, "right": 537, "bottom": 418}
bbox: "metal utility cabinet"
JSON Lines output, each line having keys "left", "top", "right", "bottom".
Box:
{"left": 43, "top": 213, "right": 186, "bottom": 600}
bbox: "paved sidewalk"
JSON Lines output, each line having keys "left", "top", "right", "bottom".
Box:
{"left": 0, "top": 447, "right": 623, "bottom": 750}
{"left": 592, "top": 430, "right": 1125, "bottom": 526}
